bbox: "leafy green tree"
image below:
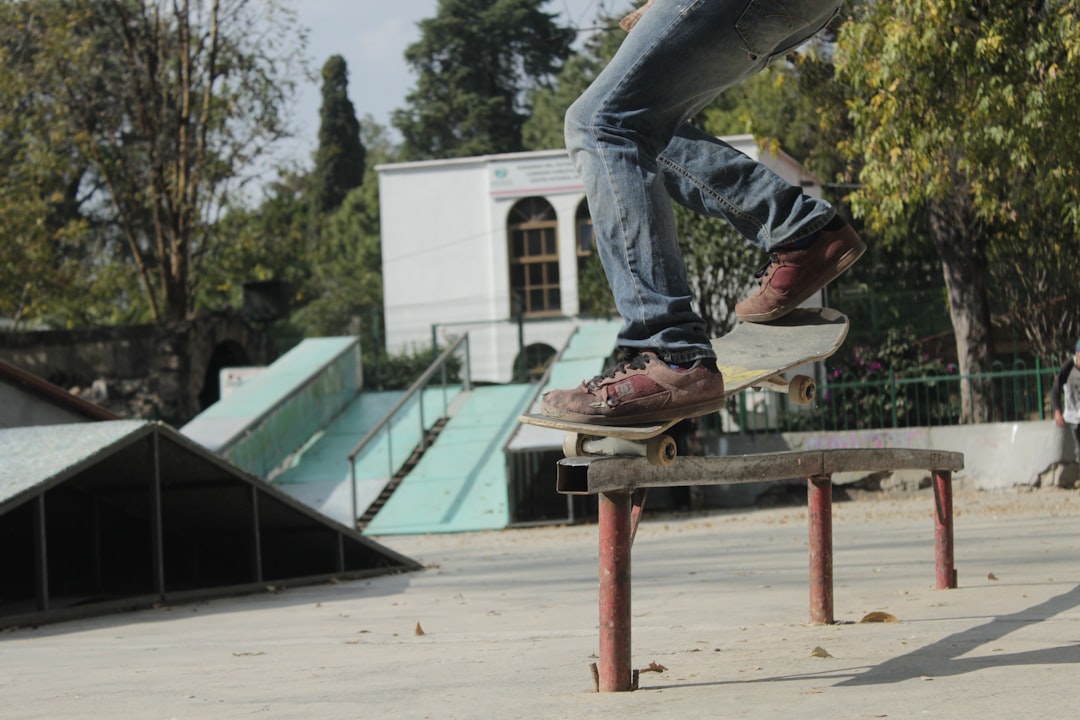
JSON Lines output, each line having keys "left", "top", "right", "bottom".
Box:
{"left": 197, "top": 167, "right": 310, "bottom": 315}
{"left": 292, "top": 180, "right": 382, "bottom": 337}
{"left": 309, "top": 55, "right": 366, "bottom": 215}
{"left": 0, "top": 0, "right": 304, "bottom": 325}
{"left": 576, "top": 251, "right": 617, "bottom": 318}
{"left": 393, "top": 0, "right": 575, "bottom": 160}
{"left": 991, "top": 221, "right": 1080, "bottom": 361}
{"left": 835, "top": 0, "right": 1080, "bottom": 422}
{"left": 675, "top": 210, "right": 760, "bottom": 338}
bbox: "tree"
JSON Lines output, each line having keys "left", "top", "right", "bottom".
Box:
{"left": 309, "top": 55, "right": 366, "bottom": 215}
{"left": 675, "top": 209, "right": 760, "bottom": 338}
{"left": 197, "top": 167, "right": 310, "bottom": 316}
{"left": 393, "top": 0, "right": 575, "bottom": 160}
{"left": 292, "top": 118, "right": 394, "bottom": 341}
{"left": 835, "top": 0, "right": 1080, "bottom": 422}
{"left": 292, "top": 175, "right": 383, "bottom": 338}
{"left": 0, "top": 0, "right": 305, "bottom": 325}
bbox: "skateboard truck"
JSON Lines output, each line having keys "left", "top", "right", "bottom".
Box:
{"left": 563, "top": 431, "right": 678, "bottom": 467}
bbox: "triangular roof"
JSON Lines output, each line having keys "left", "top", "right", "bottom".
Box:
{"left": 0, "top": 420, "right": 420, "bottom": 628}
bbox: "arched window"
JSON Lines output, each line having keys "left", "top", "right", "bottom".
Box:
{"left": 512, "top": 343, "right": 558, "bottom": 383}
{"left": 508, "top": 197, "right": 560, "bottom": 317}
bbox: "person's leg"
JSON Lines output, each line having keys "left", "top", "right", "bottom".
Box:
{"left": 658, "top": 123, "right": 834, "bottom": 251}
{"left": 1071, "top": 423, "right": 1080, "bottom": 464}
{"left": 547, "top": 0, "right": 844, "bottom": 424}
{"left": 565, "top": 0, "right": 845, "bottom": 363}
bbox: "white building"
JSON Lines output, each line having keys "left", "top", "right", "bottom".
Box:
{"left": 377, "top": 136, "right": 823, "bottom": 384}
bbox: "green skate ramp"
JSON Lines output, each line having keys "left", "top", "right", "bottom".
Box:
{"left": 364, "top": 321, "right": 620, "bottom": 535}
{"left": 541, "top": 319, "right": 621, "bottom": 395}
{"left": 271, "top": 386, "right": 463, "bottom": 527}
{"left": 181, "top": 337, "right": 360, "bottom": 478}
{"left": 364, "top": 384, "right": 535, "bottom": 535}
{"left": 508, "top": 320, "right": 622, "bottom": 453}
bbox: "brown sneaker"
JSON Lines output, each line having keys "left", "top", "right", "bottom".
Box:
{"left": 735, "top": 223, "right": 866, "bottom": 323}
{"left": 540, "top": 352, "right": 725, "bottom": 425}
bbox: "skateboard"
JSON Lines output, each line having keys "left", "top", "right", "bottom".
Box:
{"left": 519, "top": 307, "right": 849, "bottom": 466}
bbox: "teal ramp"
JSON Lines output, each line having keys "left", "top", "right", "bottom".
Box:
{"left": 508, "top": 320, "right": 622, "bottom": 454}
{"left": 542, "top": 319, "right": 621, "bottom": 394}
{"left": 181, "top": 337, "right": 360, "bottom": 478}
{"left": 364, "top": 384, "right": 535, "bottom": 535}
{"left": 271, "top": 387, "right": 462, "bottom": 526}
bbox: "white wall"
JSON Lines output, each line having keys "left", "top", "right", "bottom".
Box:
{"left": 379, "top": 150, "right": 589, "bottom": 382}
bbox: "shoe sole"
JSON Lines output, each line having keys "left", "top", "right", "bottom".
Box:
{"left": 737, "top": 240, "right": 866, "bottom": 323}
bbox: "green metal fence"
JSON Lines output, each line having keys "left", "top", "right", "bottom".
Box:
{"left": 720, "top": 358, "right": 1063, "bottom": 434}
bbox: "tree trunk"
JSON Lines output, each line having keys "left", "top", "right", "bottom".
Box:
{"left": 928, "top": 199, "right": 995, "bottom": 423}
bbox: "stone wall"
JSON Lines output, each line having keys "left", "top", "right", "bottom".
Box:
{"left": 0, "top": 312, "right": 264, "bottom": 426}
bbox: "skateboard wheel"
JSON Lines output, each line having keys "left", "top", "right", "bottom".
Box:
{"left": 789, "top": 374, "right": 816, "bottom": 405}
{"left": 563, "top": 432, "right": 586, "bottom": 457}
{"left": 646, "top": 434, "right": 677, "bottom": 467}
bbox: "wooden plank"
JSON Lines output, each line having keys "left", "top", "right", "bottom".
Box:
{"left": 557, "top": 448, "right": 964, "bottom": 495}
{"left": 821, "top": 448, "right": 964, "bottom": 474}
{"left": 557, "top": 452, "right": 825, "bottom": 495}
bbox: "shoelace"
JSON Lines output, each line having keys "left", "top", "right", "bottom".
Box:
{"left": 585, "top": 353, "right": 653, "bottom": 391}
{"left": 753, "top": 254, "right": 781, "bottom": 281}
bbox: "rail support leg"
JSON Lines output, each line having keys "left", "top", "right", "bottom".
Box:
{"left": 933, "top": 469, "right": 957, "bottom": 589}
{"left": 597, "top": 490, "right": 634, "bottom": 692}
{"left": 807, "top": 474, "right": 834, "bottom": 625}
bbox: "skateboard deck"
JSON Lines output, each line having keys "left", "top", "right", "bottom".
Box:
{"left": 519, "top": 307, "right": 849, "bottom": 464}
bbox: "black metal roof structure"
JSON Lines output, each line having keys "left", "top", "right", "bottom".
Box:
{"left": 0, "top": 420, "right": 421, "bottom": 628}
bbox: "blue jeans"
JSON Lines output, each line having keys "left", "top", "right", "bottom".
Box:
{"left": 565, "top": 0, "right": 844, "bottom": 364}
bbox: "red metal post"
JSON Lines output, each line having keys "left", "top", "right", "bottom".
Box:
{"left": 597, "top": 491, "right": 634, "bottom": 692}
{"left": 933, "top": 469, "right": 957, "bottom": 589}
{"left": 807, "top": 475, "right": 834, "bottom": 625}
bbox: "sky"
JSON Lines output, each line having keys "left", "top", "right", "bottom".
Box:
{"left": 276, "top": 0, "right": 622, "bottom": 169}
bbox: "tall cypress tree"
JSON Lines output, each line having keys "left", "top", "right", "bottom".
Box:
{"left": 310, "top": 55, "right": 365, "bottom": 214}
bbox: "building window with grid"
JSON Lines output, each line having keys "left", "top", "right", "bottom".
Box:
{"left": 508, "top": 197, "right": 560, "bottom": 317}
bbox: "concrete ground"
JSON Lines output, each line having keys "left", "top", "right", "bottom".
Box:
{"left": 3, "top": 487, "right": 1079, "bottom": 719}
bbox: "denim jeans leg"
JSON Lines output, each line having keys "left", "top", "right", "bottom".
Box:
{"left": 660, "top": 124, "right": 835, "bottom": 252}
{"left": 565, "top": 0, "right": 843, "bottom": 362}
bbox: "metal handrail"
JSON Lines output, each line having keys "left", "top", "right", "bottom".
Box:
{"left": 346, "top": 333, "right": 472, "bottom": 524}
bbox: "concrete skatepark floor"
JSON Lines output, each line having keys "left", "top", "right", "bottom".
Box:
{"left": 2, "top": 487, "right": 1079, "bottom": 719}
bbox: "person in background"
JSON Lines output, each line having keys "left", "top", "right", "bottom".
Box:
{"left": 1051, "top": 339, "right": 1080, "bottom": 464}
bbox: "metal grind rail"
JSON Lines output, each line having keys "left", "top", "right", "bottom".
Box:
{"left": 555, "top": 448, "right": 965, "bottom": 693}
